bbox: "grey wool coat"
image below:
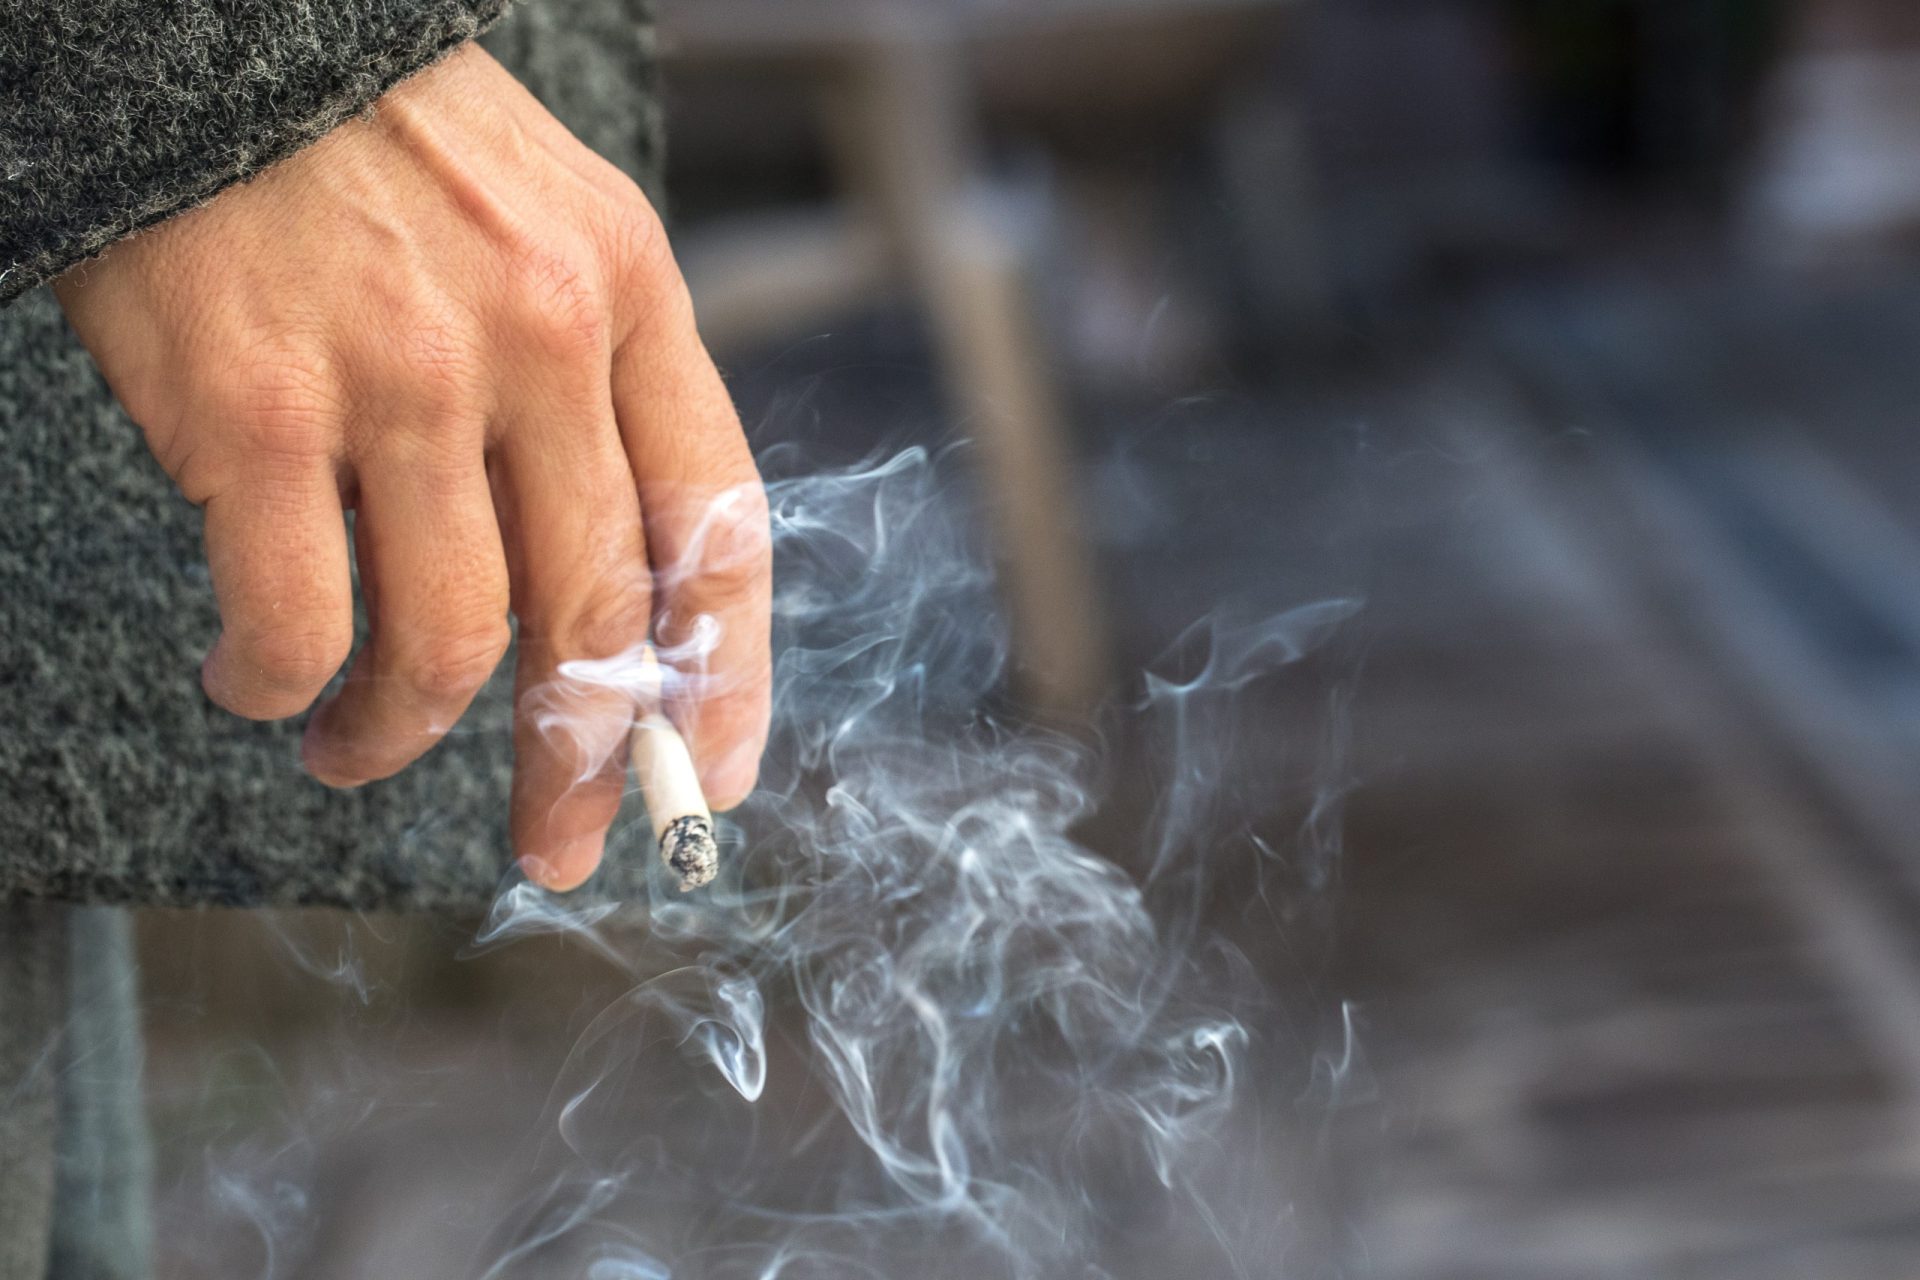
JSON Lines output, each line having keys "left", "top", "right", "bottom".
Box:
{"left": 1, "top": 2, "right": 666, "bottom": 1273}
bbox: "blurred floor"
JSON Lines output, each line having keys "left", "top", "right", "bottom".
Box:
{"left": 140, "top": 262, "right": 1920, "bottom": 1276}
{"left": 1320, "top": 282, "right": 1920, "bottom": 1280}
{"left": 1321, "top": 271, "right": 1920, "bottom": 1277}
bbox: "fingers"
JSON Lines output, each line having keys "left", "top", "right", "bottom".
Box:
{"left": 611, "top": 275, "right": 773, "bottom": 811}
{"left": 302, "top": 443, "right": 511, "bottom": 787}
{"left": 200, "top": 463, "right": 354, "bottom": 720}
{"left": 499, "top": 401, "right": 653, "bottom": 892}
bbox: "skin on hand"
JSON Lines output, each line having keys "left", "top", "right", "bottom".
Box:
{"left": 53, "top": 45, "right": 772, "bottom": 892}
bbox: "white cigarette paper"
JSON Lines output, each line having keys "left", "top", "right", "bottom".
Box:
{"left": 629, "top": 649, "right": 719, "bottom": 892}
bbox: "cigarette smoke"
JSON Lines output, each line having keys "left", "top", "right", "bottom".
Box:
{"left": 157, "top": 444, "right": 1363, "bottom": 1278}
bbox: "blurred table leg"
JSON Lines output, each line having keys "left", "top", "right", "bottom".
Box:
{"left": 820, "top": 29, "right": 1111, "bottom": 717}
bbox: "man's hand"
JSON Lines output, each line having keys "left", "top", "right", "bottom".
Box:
{"left": 53, "top": 45, "right": 771, "bottom": 892}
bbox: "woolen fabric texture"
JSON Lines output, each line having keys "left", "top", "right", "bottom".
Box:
{"left": 2, "top": 4, "right": 665, "bottom": 1275}
{"left": 1, "top": 0, "right": 515, "bottom": 302}
{"left": 0, "top": 0, "right": 665, "bottom": 911}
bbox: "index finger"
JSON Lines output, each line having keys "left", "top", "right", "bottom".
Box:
{"left": 610, "top": 287, "right": 771, "bottom": 811}
{"left": 200, "top": 464, "right": 354, "bottom": 720}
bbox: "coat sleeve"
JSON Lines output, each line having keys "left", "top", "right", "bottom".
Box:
{"left": 0, "top": 0, "right": 512, "bottom": 304}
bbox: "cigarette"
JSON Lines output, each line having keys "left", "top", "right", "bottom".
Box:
{"left": 629, "top": 649, "right": 719, "bottom": 892}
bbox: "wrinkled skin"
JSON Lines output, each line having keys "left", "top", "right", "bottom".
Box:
{"left": 54, "top": 45, "right": 771, "bottom": 892}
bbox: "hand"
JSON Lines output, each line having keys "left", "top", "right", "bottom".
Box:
{"left": 53, "top": 45, "right": 771, "bottom": 891}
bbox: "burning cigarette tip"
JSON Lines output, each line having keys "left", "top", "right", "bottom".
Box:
{"left": 661, "top": 813, "right": 719, "bottom": 893}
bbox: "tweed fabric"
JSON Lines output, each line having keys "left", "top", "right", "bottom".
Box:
{"left": 2, "top": 6, "right": 666, "bottom": 1274}
{"left": 0, "top": 0, "right": 663, "bottom": 910}
{"left": 0, "top": 0, "right": 508, "bottom": 303}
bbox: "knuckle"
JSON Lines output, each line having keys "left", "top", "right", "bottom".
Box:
{"left": 506, "top": 244, "right": 609, "bottom": 358}
{"left": 216, "top": 344, "right": 342, "bottom": 457}
{"left": 395, "top": 312, "right": 484, "bottom": 413}
{"left": 400, "top": 624, "right": 511, "bottom": 703}
{"left": 565, "top": 589, "right": 652, "bottom": 662}
{"left": 609, "top": 199, "right": 691, "bottom": 329}
{"left": 686, "top": 489, "right": 774, "bottom": 600}
{"left": 610, "top": 195, "right": 672, "bottom": 286}
{"left": 695, "top": 532, "right": 770, "bottom": 610}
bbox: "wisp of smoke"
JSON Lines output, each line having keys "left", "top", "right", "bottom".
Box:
{"left": 463, "top": 444, "right": 1361, "bottom": 1277}
{"left": 175, "top": 444, "right": 1361, "bottom": 1279}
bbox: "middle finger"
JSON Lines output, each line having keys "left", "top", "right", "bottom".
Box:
{"left": 303, "top": 435, "right": 511, "bottom": 786}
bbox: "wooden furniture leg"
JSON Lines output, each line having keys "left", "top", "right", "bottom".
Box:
{"left": 818, "top": 28, "right": 1111, "bottom": 718}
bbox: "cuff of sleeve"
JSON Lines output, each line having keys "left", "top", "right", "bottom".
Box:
{"left": 0, "top": 0, "right": 510, "bottom": 304}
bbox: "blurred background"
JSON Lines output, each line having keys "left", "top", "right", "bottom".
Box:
{"left": 141, "top": 0, "right": 1920, "bottom": 1275}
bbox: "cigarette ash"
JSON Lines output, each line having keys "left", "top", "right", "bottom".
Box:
{"left": 659, "top": 813, "right": 718, "bottom": 892}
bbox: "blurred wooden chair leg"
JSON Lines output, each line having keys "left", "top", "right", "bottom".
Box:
{"left": 819, "top": 31, "right": 1111, "bottom": 718}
